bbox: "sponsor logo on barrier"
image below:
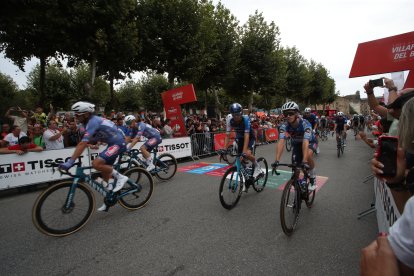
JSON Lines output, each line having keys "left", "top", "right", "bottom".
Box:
{"left": 168, "top": 106, "right": 178, "bottom": 114}
{"left": 376, "top": 181, "right": 399, "bottom": 227}
{"left": 0, "top": 156, "right": 85, "bottom": 178}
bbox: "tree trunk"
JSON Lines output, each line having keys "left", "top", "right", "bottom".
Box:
{"left": 168, "top": 72, "right": 175, "bottom": 85}
{"left": 39, "top": 57, "right": 46, "bottom": 106}
{"left": 204, "top": 90, "right": 208, "bottom": 116}
{"left": 109, "top": 75, "right": 115, "bottom": 110}
{"left": 248, "top": 92, "right": 254, "bottom": 114}
{"left": 213, "top": 87, "right": 221, "bottom": 119}
{"left": 88, "top": 55, "right": 97, "bottom": 99}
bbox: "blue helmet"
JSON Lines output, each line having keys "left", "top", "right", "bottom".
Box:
{"left": 229, "top": 103, "right": 243, "bottom": 115}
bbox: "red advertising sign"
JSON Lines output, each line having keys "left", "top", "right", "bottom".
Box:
{"left": 161, "top": 84, "right": 197, "bottom": 106}
{"left": 265, "top": 128, "right": 279, "bottom": 142}
{"left": 213, "top": 132, "right": 236, "bottom": 151}
{"left": 162, "top": 84, "right": 197, "bottom": 137}
{"left": 349, "top": 31, "right": 414, "bottom": 88}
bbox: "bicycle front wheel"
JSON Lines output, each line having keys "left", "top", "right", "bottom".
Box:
{"left": 285, "top": 137, "right": 292, "bottom": 152}
{"left": 154, "top": 153, "right": 177, "bottom": 181}
{"left": 226, "top": 145, "right": 237, "bottom": 165}
{"left": 119, "top": 167, "right": 154, "bottom": 210}
{"left": 253, "top": 157, "right": 268, "bottom": 192}
{"left": 32, "top": 181, "right": 95, "bottom": 237}
{"left": 219, "top": 166, "right": 243, "bottom": 210}
{"left": 280, "top": 179, "right": 300, "bottom": 236}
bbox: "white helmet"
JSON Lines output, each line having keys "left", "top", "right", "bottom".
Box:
{"left": 337, "top": 111, "right": 344, "bottom": 116}
{"left": 124, "top": 115, "right": 136, "bottom": 123}
{"left": 304, "top": 107, "right": 311, "bottom": 113}
{"left": 281, "top": 101, "right": 299, "bottom": 112}
{"left": 71, "top": 101, "right": 95, "bottom": 114}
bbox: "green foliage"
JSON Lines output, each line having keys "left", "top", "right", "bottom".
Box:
{"left": 117, "top": 80, "right": 142, "bottom": 112}
{"left": 0, "top": 72, "right": 20, "bottom": 116}
{"left": 140, "top": 74, "right": 171, "bottom": 112}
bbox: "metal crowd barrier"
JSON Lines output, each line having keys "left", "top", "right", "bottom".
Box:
{"left": 190, "top": 132, "right": 215, "bottom": 159}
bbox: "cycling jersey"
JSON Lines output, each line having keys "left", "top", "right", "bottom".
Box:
{"left": 279, "top": 118, "right": 316, "bottom": 164}
{"left": 335, "top": 117, "right": 347, "bottom": 132}
{"left": 303, "top": 113, "right": 318, "bottom": 129}
{"left": 134, "top": 122, "right": 162, "bottom": 151}
{"left": 226, "top": 115, "right": 255, "bottom": 139}
{"left": 319, "top": 118, "right": 327, "bottom": 128}
{"left": 81, "top": 115, "right": 126, "bottom": 164}
{"left": 82, "top": 116, "right": 125, "bottom": 145}
{"left": 279, "top": 118, "right": 315, "bottom": 145}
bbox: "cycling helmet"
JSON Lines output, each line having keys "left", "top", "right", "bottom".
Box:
{"left": 71, "top": 101, "right": 95, "bottom": 114}
{"left": 304, "top": 107, "right": 311, "bottom": 113}
{"left": 337, "top": 111, "right": 344, "bottom": 116}
{"left": 124, "top": 115, "right": 136, "bottom": 124}
{"left": 281, "top": 101, "right": 299, "bottom": 112}
{"left": 229, "top": 103, "right": 243, "bottom": 115}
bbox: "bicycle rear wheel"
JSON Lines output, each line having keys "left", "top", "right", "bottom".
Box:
{"left": 219, "top": 166, "right": 243, "bottom": 210}
{"left": 285, "top": 137, "right": 292, "bottom": 152}
{"left": 119, "top": 167, "right": 154, "bottom": 210}
{"left": 154, "top": 153, "right": 177, "bottom": 181}
{"left": 253, "top": 157, "right": 268, "bottom": 192}
{"left": 32, "top": 181, "right": 95, "bottom": 237}
{"left": 280, "top": 179, "right": 300, "bottom": 236}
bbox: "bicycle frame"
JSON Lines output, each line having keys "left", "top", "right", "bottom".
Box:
{"left": 62, "top": 165, "right": 141, "bottom": 210}
{"left": 125, "top": 149, "right": 168, "bottom": 172}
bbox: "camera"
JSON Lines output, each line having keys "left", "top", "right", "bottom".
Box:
{"left": 369, "top": 78, "right": 384, "bottom": 88}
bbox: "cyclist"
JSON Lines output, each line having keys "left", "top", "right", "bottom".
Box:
{"left": 352, "top": 114, "right": 359, "bottom": 134}
{"left": 125, "top": 115, "right": 162, "bottom": 172}
{"left": 303, "top": 107, "right": 319, "bottom": 154}
{"left": 358, "top": 114, "right": 365, "bottom": 132}
{"left": 224, "top": 103, "right": 262, "bottom": 181}
{"left": 272, "top": 102, "right": 317, "bottom": 191}
{"left": 334, "top": 111, "right": 347, "bottom": 146}
{"left": 319, "top": 115, "right": 328, "bottom": 134}
{"left": 59, "top": 101, "right": 129, "bottom": 211}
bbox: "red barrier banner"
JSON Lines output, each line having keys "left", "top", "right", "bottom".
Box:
{"left": 265, "top": 128, "right": 278, "bottom": 142}
{"left": 213, "top": 132, "right": 235, "bottom": 151}
{"left": 349, "top": 31, "right": 414, "bottom": 88}
{"left": 161, "top": 84, "right": 197, "bottom": 137}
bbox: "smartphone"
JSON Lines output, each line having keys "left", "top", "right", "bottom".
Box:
{"left": 369, "top": 78, "right": 384, "bottom": 88}
{"left": 377, "top": 136, "right": 398, "bottom": 177}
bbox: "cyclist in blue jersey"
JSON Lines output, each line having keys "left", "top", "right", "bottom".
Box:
{"left": 334, "top": 111, "right": 348, "bottom": 146}
{"left": 224, "top": 103, "right": 262, "bottom": 179}
{"left": 125, "top": 115, "right": 162, "bottom": 172}
{"left": 303, "top": 107, "right": 319, "bottom": 154}
{"left": 59, "top": 102, "right": 129, "bottom": 211}
{"left": 272, "top": 102, "right": 317, "bottom": 191}
{"left": 124, "top": 115, "right": 139, "bottom": 143}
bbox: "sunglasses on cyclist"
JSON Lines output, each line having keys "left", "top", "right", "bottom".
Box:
{"left": 283, "top": 111, "right": 296, "bottom": 117}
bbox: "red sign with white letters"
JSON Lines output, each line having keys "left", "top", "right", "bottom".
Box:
{"left": 162, "top": 84, "right": 197, "bottom": 137}
{"left": 349, "top": 31, "right": 414, "bottom": 88}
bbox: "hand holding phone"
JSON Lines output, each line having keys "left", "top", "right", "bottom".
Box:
{"left": 369, "top": 78, "right": 385, "bottom": 88}
{"left": 376, "top": 136, "right": 398, "bottom": 177}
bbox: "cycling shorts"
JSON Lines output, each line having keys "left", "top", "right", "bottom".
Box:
{"left": 291, "top": 142, "right": 316, "bottom": 165}
{"left": 143, "top": 136, "right": 162, "bottom": 152}
{"left": 98, "top": 143, "right": 127, "bottom": 165}
{"left": 236, "top": 137, "right": 255, "bottom": 154}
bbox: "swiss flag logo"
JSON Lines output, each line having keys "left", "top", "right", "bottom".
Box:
{"left": 13, "top": 162, "right": 25, "bottom": 172}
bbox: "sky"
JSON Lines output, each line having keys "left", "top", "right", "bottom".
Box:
{"left": 0, "top": 0, "right": 413, "bottom": 98}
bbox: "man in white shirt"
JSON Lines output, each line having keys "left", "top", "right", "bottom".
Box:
{"left": 43, "top": 121, "right": 65, "bottom": 150}
{"left": 2, "top": 125, "right": 27, "bottom": 146}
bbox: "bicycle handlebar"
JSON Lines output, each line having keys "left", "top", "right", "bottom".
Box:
{"left": 50, "top": 161, "right": 83, "bottom": 178}
{"left": 271, "top": 163, "right": 307, "bottom": 176}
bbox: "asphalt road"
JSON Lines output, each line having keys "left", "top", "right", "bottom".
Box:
{"left": 0, "top": 133, "right": 377, "bottom": 275}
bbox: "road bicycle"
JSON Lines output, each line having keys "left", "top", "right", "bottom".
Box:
{"left": 273, "top": 162, "right": 316, "bottom": 236}
{"left": 32, "top": 161, "right": 154, "bottom": 237}
{"left": 221, "top": 139, "right": 257, "bottom": 165}
{"left": 122, "top": 148, "right": 177, "bottom": 181}
{"left": 218, "top": 151, "right": 268, "bottom": 210}
{"left": 337, "top": 132, "right": 345, "bottom": 158}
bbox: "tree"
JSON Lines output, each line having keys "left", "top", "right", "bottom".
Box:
{"left": 117, "top": 80, "right": 142, "bottom": 112}
{"left": 0, "top": 0, "right": 69, "bottom": 105}
{"left": 228, "top": 11, "right": 281, "bottom": 112}
{"left": 140, "top": 74, "right": 171, "bottom": 112}
{"left": 137, "top": 0, "right": 205, "bottom": 84}
{"left": 0, "top": 72, "right": 20, "bottom": 116}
